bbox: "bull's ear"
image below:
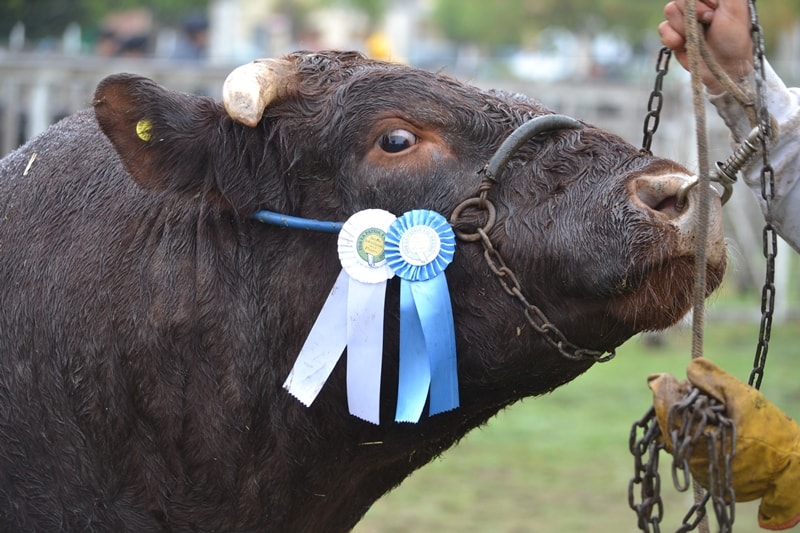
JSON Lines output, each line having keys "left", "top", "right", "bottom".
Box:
{"left": 93, "top": 73, "right": 221, "bottom": 193}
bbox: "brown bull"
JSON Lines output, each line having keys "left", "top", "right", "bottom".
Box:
{"left": 0, "top": 51, "right": 725, "bottom": 531}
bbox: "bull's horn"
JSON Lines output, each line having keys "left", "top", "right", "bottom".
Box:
{"left": 222, "top": 58, "right": 295, "bottom": 127}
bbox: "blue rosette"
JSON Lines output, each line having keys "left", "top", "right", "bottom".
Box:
{"left": 385, "top": 209, "right": 455, "bottom": 281}
{"left": 385, "top": 210, "right": 459, "bottom": 422}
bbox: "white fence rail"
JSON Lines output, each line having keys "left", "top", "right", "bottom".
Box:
{"left": 1, "top": 52, "right": 686, "bottom": 159}
{"left": 0, "top": 53, "right": 235, "bottom": 157}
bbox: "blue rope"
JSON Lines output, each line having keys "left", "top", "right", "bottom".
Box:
{"left": 252, "top": 209, "right": 343, "bottom": 233}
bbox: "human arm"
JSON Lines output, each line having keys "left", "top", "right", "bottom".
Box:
{"left": 712, "top": 68, "right": 800, "bottom": 253}
{"left": 660, "top": 0, "right": 800, "bottom": 253}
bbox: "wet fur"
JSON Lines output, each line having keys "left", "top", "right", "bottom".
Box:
{"left": 0, "top": 51, "right": 724, "bottom": 531}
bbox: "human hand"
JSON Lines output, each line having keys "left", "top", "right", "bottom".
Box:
{"left": 648, "top": 358, "right": 800, "bottom": 530}
{"left": 659, "top": 0, "right": 754, "bottom": 94}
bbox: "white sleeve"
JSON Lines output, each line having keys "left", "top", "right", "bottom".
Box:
{"left": 708, "top": 60, "right": 800, "bottom": 253}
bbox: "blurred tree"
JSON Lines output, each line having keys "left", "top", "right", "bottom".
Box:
{"left": 433, "top": 0, "right": 531, "bottom": 48}
{"left": 0, "top": 0, "right": 208, "bottom": 45}
{"left": 756, "top": 2, "right": 800, "bottom": 52}
{"left": 432, "top": 0, "right": 800, "bottom": 52}
{"left": 324, "top": 0, "right": 385, "bottom": 30}
{"left": 340, "top": 0, "right": 384, "bottom": 25}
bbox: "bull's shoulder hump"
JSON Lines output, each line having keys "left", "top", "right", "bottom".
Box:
{"left": 0, "top": 109, "right": 121, "bottom": 204}
{"left": 0, "top": 109, "right": 106, "bottom": 177}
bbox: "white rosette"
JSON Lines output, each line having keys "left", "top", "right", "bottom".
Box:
{"left": 337, "top": 209, "right": 397, "bottom": 283}
{"left": 283, "top": 209, "right": 395, "bottom": 425}
{"left": 337, "top": 209, "right": 396, "bottom": 423}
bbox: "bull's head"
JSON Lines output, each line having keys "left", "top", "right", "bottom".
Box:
{"left": 218, "top": 51, "right": 726, "bottom": 368}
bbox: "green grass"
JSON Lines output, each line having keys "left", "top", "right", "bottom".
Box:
{"left": 354, "top": 312, "right": 800, "bottom": 533}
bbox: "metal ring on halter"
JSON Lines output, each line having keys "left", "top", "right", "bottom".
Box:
{"left": 450, "top": 197, "right": 496, "bottom": 242}
{"left": 674, "top": 165, "right": 732, "bottom": 212}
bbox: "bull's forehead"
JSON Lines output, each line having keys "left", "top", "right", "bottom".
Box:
{"left": 287, "top": 51, "right": 548, "bottom": 117}
{"left": 289, "top": 50, "right": 413, "bottom": 86}
{"left": 484, "top": 89, "right": 545, "bottom": 110}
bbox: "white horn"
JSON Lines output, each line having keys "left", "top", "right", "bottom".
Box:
{"left": 222, "top": 58, "right": 294, "bottom": 127}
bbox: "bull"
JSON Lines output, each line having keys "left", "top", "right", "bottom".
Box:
{"left": 0, "top": 51, "right": 725, "bottom": 531}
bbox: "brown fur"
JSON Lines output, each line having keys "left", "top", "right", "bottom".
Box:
{"left": 0, "top": 51, "right": 724, "bottom": 531}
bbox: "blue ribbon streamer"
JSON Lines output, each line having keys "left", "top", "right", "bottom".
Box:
{"left": 395, "top": 280, "right": 430, "bottom": 422}
{"left": 385, "top": 210, "right": 459, "bottom": 422}
{"left": 412, "top": 278, "right": 458, "bottom": 416}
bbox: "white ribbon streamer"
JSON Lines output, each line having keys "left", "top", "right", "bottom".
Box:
{"left": 283, "top": 209, "right": 395, "bottom": 424}
{"left": 346, "top": 279, "right": 387, "bottom": 423}
{"left": 283, "top": 269, "right": 349, "bottom": 406}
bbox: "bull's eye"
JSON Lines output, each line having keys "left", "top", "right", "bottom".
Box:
{"left": 378, "top": 129, "right": 417, "bottom": 153}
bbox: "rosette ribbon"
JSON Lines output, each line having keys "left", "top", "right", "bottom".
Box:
{"left": 282, "top": 209, "right": 396, "bottom": 424}
{"left": 385, "top": 210, "right": 459, "bottom": 423}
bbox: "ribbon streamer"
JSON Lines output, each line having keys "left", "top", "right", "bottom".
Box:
{"left": 385, "top": 210, "right": 459, "bottom": 422}
{"left": 282, "top": 269, "right": 348, "bottom": 406}
{"left": 283, "top": 209, "right": 395, "bottom": 424}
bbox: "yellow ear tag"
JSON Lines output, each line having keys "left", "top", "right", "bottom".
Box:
{"left": 136, "top": 119, "right": 152, "bottom": 142}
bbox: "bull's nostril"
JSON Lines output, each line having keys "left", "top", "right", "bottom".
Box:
{"left": 636, "top": 187, "right": 682, "bottom": 217}
{"left": 635, "top": 188, "right": 661, "bottom": 210}
{"left": 633, "top": 175, "right": 687, "bottom": 220}
{"left": 654, "top": 195, "right": 678, "bottom": 214}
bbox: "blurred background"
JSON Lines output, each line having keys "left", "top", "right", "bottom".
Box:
{"left": 1, "top": 1, "right": 799, "bottom": 531}
{"left": 2, "top": 0, "right": 799, "bottom": 151}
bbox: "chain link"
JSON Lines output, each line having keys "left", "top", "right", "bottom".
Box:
{"left": 747, "top": 0, "right": 776, "bottom": 390}
{"left": 629, "top": 407, "right": 666, "bottom": 532}
{"left": 451, "top": 144, "right": 618, "bottom": 364}
{"left": 474, "top": 225, "right": 615, "bottom": 363}
{"left": 641, "top": 47, "right": 672, "bottom": 155}
{"left": 668, "top": 390, "right": 737, "bottom": 532}
{"left": 629, "top": 389, "right": 736, "bottom": 533}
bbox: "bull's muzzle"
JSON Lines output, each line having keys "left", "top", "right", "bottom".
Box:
{"left": 631, "top": 173, "right": 726, "bottom": 268}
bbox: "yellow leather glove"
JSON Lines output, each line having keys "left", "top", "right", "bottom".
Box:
{"left": 648, "top": 357, "right": 800, "bottom": 530}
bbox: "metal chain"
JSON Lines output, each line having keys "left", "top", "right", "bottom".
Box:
{"left": 629, "top": 407, "right": 666, "bottom": 532}
{"left": 668, "top": 389, "right": 737, "bottom": 532}
{"left": 629, "top": 389, "right": 736, "bottom": 533}
{"left": 747, "top": 0, "right": 776, "bottom": 390}
{"left": 629, "top": 7, "right": 774, "bottom": 520}
{"left": 475, "top": 226, "right": 615, "bottom": 363}
{"left": 450, "top": 174, "right": 614, "bottom": 364}
{"left": 641, "top": 47, "right": 672, "bottom": 155}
